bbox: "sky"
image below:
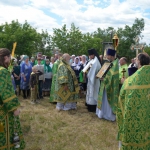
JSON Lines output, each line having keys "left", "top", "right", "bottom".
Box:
{"left": 0, "top": 0, "right": 150, "bottom": 45}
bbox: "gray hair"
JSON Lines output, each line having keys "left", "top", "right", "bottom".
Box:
{"left": 82, "top": 55, "right": 86, "bottom": 59}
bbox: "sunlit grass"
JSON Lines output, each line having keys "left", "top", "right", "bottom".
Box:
{"left": 19, "top": 96, "right": 118, "bottom": 150}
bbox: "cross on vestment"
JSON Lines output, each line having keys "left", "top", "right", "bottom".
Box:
{"left": 121, "top": 68, "right": 126, "bottom": 78}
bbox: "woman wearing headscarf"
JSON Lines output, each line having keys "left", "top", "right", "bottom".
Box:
{"left": 43, "top": 59, "right": 52, "bottom": 96}
{"left": 80, "top": 55, "right": 88, "bottom": 93}
{"left": 20, "top": 55, "right": 32, "bottom": 99}
{"left": 71, "top": 57, "right": 83, "bottom": 82}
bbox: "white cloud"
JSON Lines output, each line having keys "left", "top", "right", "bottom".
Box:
{"left": 0, "top": 4, "right": 60, "bottom": 33}
{"left": 0, "top": 0, "right": 149, "bottom": 45}
{"left": 0, "top": 0, "right": 30, "bottom": 6}
{"left": 83, "top": 0, "right": 100, "bottom": 5}
{"left": 126, "top": 0, "right": 150, "bottom": 9}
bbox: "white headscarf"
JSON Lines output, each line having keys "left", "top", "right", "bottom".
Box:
{"left": 71, "top": 57, "right": 80, "bottom": 66}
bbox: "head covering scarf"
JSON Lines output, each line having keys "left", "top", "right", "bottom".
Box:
{"left": 44, "top": 59, "right": 52, "bottom": 73}
{"left": 72, "top": 57, "right": 80, "bottom": 66}
{"left": 23, "top": 55, "right": 29, "bottom": 61}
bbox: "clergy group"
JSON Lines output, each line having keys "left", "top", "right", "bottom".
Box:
{"left": 1, "top": 47, "right": 150, "bottom": 150}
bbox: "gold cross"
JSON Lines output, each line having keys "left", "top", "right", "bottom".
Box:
{"left": 121, "top": 68, "right": 126, "bottom": 78}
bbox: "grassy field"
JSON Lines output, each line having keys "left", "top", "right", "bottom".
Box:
{"left": 19, "top": 96, "right": 118, "bottom": 150}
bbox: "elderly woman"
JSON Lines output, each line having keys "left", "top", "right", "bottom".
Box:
{"left": 30, "top": 56, "right": 35, "bottom": 67}
{"left": 42, "top": 59, "right": 52, "bottom": 96}
{"left": 80, "top": 55, "right": 88, "bottom": 92}
{"left": 50, "top": 57, "right": 55, "bottom": 69}
{"left": 20, "top": 55, "right": 32, "bottom": 99}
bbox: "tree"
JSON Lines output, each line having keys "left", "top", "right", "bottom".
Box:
{"left": 144, "top": 45, "right": 150, "bottom": 56}
{"left": 81, "top": 33, "right": 102, "bottom": 55}
{"left": 0, "top": 20, "right": 42, "bottom": 56}
{"left": 117, "top": 18, "right": 145, "bottom": 60}
{"left": 92, "top": 27, "right": 116, "bottom": 55}
{"left": 37, "top": 29, "right": 53, "bottom": 56}
{"left": 0, "top": 18, "right": 145, "bottom": 59}
{"left": 52, "top": 23, "right": 102, "bottom": 55}
{"left": 52, "top": 23, "right": 83, "bottom": 55}
{"left": 92, "top": 18, "right": 145, "bottom": 60}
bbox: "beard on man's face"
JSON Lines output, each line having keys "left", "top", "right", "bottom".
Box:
{"left": 4, "top": 61, "right": 10, "bottom": 68}
{"left": 4, "top": 57, "right": 11, "bottom": 68}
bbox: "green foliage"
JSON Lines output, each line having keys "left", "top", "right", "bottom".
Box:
{"left": 92, "top": 27, "right": 116, "bottom": 54}
{"left": 117, "top": 18, "right": 145, "bottom": 60}
{"left": 82, "top": 33, "right": 102, "bottom": 55}
{"left": 0, "top": 18, "right": 146, "bottom": 60}
{"left": 0, "top": 20, "right": 51, "bottom": 57}
{"left": 144, "top": 46, "right": 150, "bottom": 55}
{"left": 92, "top": 18, "right": 145, "bottom": 60}
{"left": 52, "top": 23, "right": 102, "bottom": 55}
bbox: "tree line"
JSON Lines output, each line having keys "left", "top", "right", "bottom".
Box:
{"left": 0, "top": 18, "right": 149, "bottom": 60}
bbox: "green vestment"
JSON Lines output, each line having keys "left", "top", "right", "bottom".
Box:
{"left": 34, "top": 59, "right": 45, "bottom": 65}
{"left": 117, "top": 65, "right": 150, "bottom": 150}
{"left": 49, "top": 60, "right": 60, "bottom": 102}
{"left": 0, "top": 67, "right": 25, "bottom": 150}
{"left": 97, "top": 59, "right": 119, "bottom": 113}
{"left": 55, "top": 60, "right": 79, "bottom": 103}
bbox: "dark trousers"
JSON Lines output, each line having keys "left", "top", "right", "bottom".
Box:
{"left": 38, "top": 80, "right": 43, "bottom": 98}
{"left": 22, "top": 89, "right": 30, "bottom": 99}
{"left": 82, "top": 83, "right": 87, "bottom": 91}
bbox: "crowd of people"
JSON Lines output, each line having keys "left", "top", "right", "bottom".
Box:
{"left": 0, "top": 47, "right": 150, "bottom": 149}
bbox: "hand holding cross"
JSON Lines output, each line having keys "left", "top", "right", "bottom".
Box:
{"left": 121, "top": 68, "right": 126, "bottom": 78}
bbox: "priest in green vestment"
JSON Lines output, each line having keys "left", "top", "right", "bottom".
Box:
{"left": 49, "top": 53, "right": 62, "bottom": 103}
{"left": 96, "top": 48, "right": 119, "bottom": 121}
{"left": 55, "top": 53, "right": 80, "bottom": 111}
{"left": 117, "top": 53, "right": 150, "bottom": 150}
{"left": 119, "top": 57, "right": 129, "bottom": 79}
{"left": 0, "top": 48, "right": 25, "bottom": 150}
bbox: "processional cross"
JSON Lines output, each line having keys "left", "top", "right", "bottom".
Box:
{"left": 130, "top": 36, "right": 146, "bottom": 56}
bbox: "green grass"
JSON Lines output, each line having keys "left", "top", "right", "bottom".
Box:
{"left": 19, "top": 96, "right": 118, "bottom": 150}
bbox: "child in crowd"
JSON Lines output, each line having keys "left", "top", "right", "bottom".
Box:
{"left": 30, "top": 66, "right": 43, "bottom": 104}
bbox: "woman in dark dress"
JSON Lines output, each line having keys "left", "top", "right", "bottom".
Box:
{"left": 42, "top": 59, "right": 52, "bottom": 96}
{"left": 12, "top": 61, "right": 21, "bottom": 95}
